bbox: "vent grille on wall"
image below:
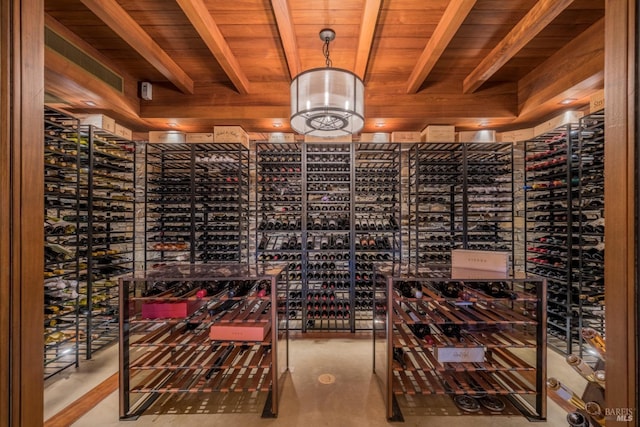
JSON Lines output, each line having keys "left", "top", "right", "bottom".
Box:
{"left": 45, "top": 26, "right": 124, "bottom": 93}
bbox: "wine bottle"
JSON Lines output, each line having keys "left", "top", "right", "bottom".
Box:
{"left": 392, "top": 347, "right": 406, "bottom": 369}
{"left": 312, "top": 217, "right": 322, "bottom": 230}
{"left": 582, "top": 328, "right": 606, "bottom": 360}
{"left": 320, "top": 236, "right": 329, "bottom": 250}
{"left": 566, "top": 412, "right": 589, "bottom": 427}
{"left": 585, "top": 401, "right": 606, "bottom": 426}
{"left": 565, "top": 354, "right": 605, "bottom": 387}
{"left": 547, "top": 377, "right": 586, "bottom": 411}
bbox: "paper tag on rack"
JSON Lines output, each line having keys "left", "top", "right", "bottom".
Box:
{"left": 436, "top": 347, "right": 485, "bottom": 363}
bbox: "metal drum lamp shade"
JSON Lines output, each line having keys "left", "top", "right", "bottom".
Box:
{"left": 290, "top": 30, "right": 364, "bottom": 137}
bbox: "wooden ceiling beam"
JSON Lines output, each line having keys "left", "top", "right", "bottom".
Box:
{"left": 463, "top": 0, "right": 575, "bottom": 94}
{"left": 175, "top": 0, "right": 250, "bottom": 94}
{"left": 45, "top": 51, "right": 140, "bottom": 121}
{"left": 517, "top": 18, "right": 604, "bottom": 120}
{"left": 270, "top": 0, "right": 301, "bottom": 79}
{"left": 80, "top": 0, "right": 194, "bottom": 94}
{"left": 354, "top": 0, "right": 382, "bottom": 80}
{"left": 406, "top": 0, "right": 476, "bottom": 94}
{"left": 140, "top": 80, "right": 517, "bottom": 121}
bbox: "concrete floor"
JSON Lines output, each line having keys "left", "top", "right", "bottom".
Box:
{"left": 45, "top": 336, "right": 585, "bottom": 426}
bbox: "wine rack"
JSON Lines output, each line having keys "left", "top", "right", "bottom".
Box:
{"left": 524, "top": 124, "right": 584, "bottom": 355}
{"left": 576, "top": 111, "right": 605, "bottom": 361}
{"left": 80, "top": 124, "right": 136, "bottom": 358}
{"left": 408, "top": 143, "right": 514, "bottom": 270}
{"left": 255, "top": 142, "right": 403, "bottom": 332}
{"left": 119, "top": 264, "right": 288, "bottom": 419}
{"left": 44, "top": 106, "right": 81, "bottom": 378}
{"left": 255, "top": 142, "right": 303, "bottom": 329}
{"left": 145, "top": 143, "right": 250, "bottom": 269}
{"left": 354, "top": 143, "right": 402, "bottom": 329}
{"left": 303, "top": 143, "right": 354, "bottom": 332}
{"left": 375, "top": 271, "right": 547, "bottom": 421}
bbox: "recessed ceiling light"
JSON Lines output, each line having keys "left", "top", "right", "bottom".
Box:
{"left": 167, "top": 122, "right": 178, "bottom": 127}
{"left": 273, "top": 122, "right": 283, "bottom": 128}
{"left": 560, "top": 98, "right": 577, "bottom": 105}
{"left": 83, "top": 100, "right": 96, "bottom": 107}
{"left": 375, "top": 121, "right": 385, "bottom": 128}
{"left": 479, "top": 121, "right": 488, "bottom": 127}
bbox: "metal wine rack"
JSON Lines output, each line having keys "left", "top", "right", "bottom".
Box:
{"left": 374, "top": 270, "right": 547, "bottom": 421}
{"left": 255, "top": 142, "right": 402, "bottom": 333}
{"left": 575, "top": 110, "right": 605, "bottom": 361}
{"left": 408, "top": 143, "right": 515, "bottom": 271}
{"left": 79, "top": 124, "right": 136, "bottom": 358}
{"left": 525, "top": 112, "right": 605, "bottom": 360}
{"left": 144, "top": 143, "right": 250, "bottom": 269}
{"left": 118, "top": 264, "right": 288, "bottom": 419}
{"left": 44, "top": 106, "right": 81, "bottom": 378}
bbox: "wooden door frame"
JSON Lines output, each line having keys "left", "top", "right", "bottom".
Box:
{"left": 605, "top": 1, "right": 638, "bottom": 426}
{"left": 0, "top": 0, "right": 44, "bottom": 426}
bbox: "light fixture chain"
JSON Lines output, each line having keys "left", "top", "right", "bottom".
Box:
{"left": 323, "top": 37, "right": 332, "bottom": 68}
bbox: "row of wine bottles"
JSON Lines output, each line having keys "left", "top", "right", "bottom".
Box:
{"left": 142, "top": 279, "right": 269, "bottom": 299}
{"left": 396, "top": 280, "right": 520, "bottom": 300}
{"left": 548, "top": 327, "right": 606, "bottom": 426}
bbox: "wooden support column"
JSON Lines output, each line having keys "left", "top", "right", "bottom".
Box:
{"left": 604, "top": 1, "right": 637, "bottom": 426}
{"left": 0, "top": 0, "right": 45, "bottom": 426}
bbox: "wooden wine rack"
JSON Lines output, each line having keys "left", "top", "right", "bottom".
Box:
{"left": 374, "top": 272, "right": 546, "bottom": 421}
{"left": 119, "top": 264, "right": 288, "bottom": 419}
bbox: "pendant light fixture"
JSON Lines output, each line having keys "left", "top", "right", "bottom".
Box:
{"left": 290, "top": 29, "right": 365, "bottom": 137}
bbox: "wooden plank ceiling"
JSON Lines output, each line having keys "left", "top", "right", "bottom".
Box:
{"left": 43, "top": 0, "right": 605, "bottom": 138}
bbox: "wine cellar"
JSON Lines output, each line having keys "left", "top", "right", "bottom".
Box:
{"left": 40, "top": 111, "right": 609, "bottom": 423}
{"left": 6, "top": 2, "right": 634, "bottom": 427}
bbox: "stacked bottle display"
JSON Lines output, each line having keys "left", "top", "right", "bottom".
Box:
{"left": 255, "top": 143, "right": 303, "bottom": 328}
{"left": 547, "top": 327, "right": 606, "bottom": 427}
{"left": 304, "top": 144, "right": 354, "bottom": 331}
{"left": 576, "top": 111, "right": 605, "bottom": 360}
{"left": 118, "top": 265, "right": 288, "bottom": 419}
{"left": 408, "top": 143, "right": 514, "bottom": 269}
{"left": 381, "top": 275, "right": 546, "bottom": 420}
{"left": 524, "top": 124, "right": 582, "bottom": 354}
{"left": 255, "top": 143, "right": 402, "bottom": 332}
{"left": 44, "top": 107, "right": 81, "bottom": 378}
{"left": 79, "top": 125, "right": 136, "bottom": 358}
{"left": 145, "top": 143, "right": 249, "bottom": 269}
{"left": 354, "top": 143, "right": 401, "bottom": 328}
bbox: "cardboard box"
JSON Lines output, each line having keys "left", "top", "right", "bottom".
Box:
{"left": 456, "top": 130, "right": 496, "bottom": 143}
{"left": 533, "top": 111, "right": 583, "bottom": 137}
{"left": 186, "top": 132, "right": 214, "bottom": 143}
{"left": 451, "top": 249, "right": 509, "bottom": 273}
{"left": 304, "top": 134, "right": 352, "bottom": 143}
{"left": 141, "top": 300, "right": 205, "bottom": 319}
{"left": 421, "top": 125, "right": 455, "bottom": 142}
{"left": 359, "top": 132, "right": 390, "bottom": 143}
{"left": 214, "top": 126, "right": 249, "bottom": 148}
{"left": 268, "top": 132, "right": 295, "bottom": 143}
{"left": 114, "top": 123, "right": 133, "bottom": 140}
{"left": 436, "top": 347, "right": 485, "bottom": 363}
{"left": 78, "top": 114, "right": 116, "bottom": 133}
{"left": 148, "top": 131, "right": 186, "bottom": 143}
{"left": 589, "top": 89, "right": 604, "bottom": 113}
{"left": 209, "top": 322, "right": 271, "bottom": 342}
{"left": 391, "top": 132, "right": 421, "bottom": 143}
